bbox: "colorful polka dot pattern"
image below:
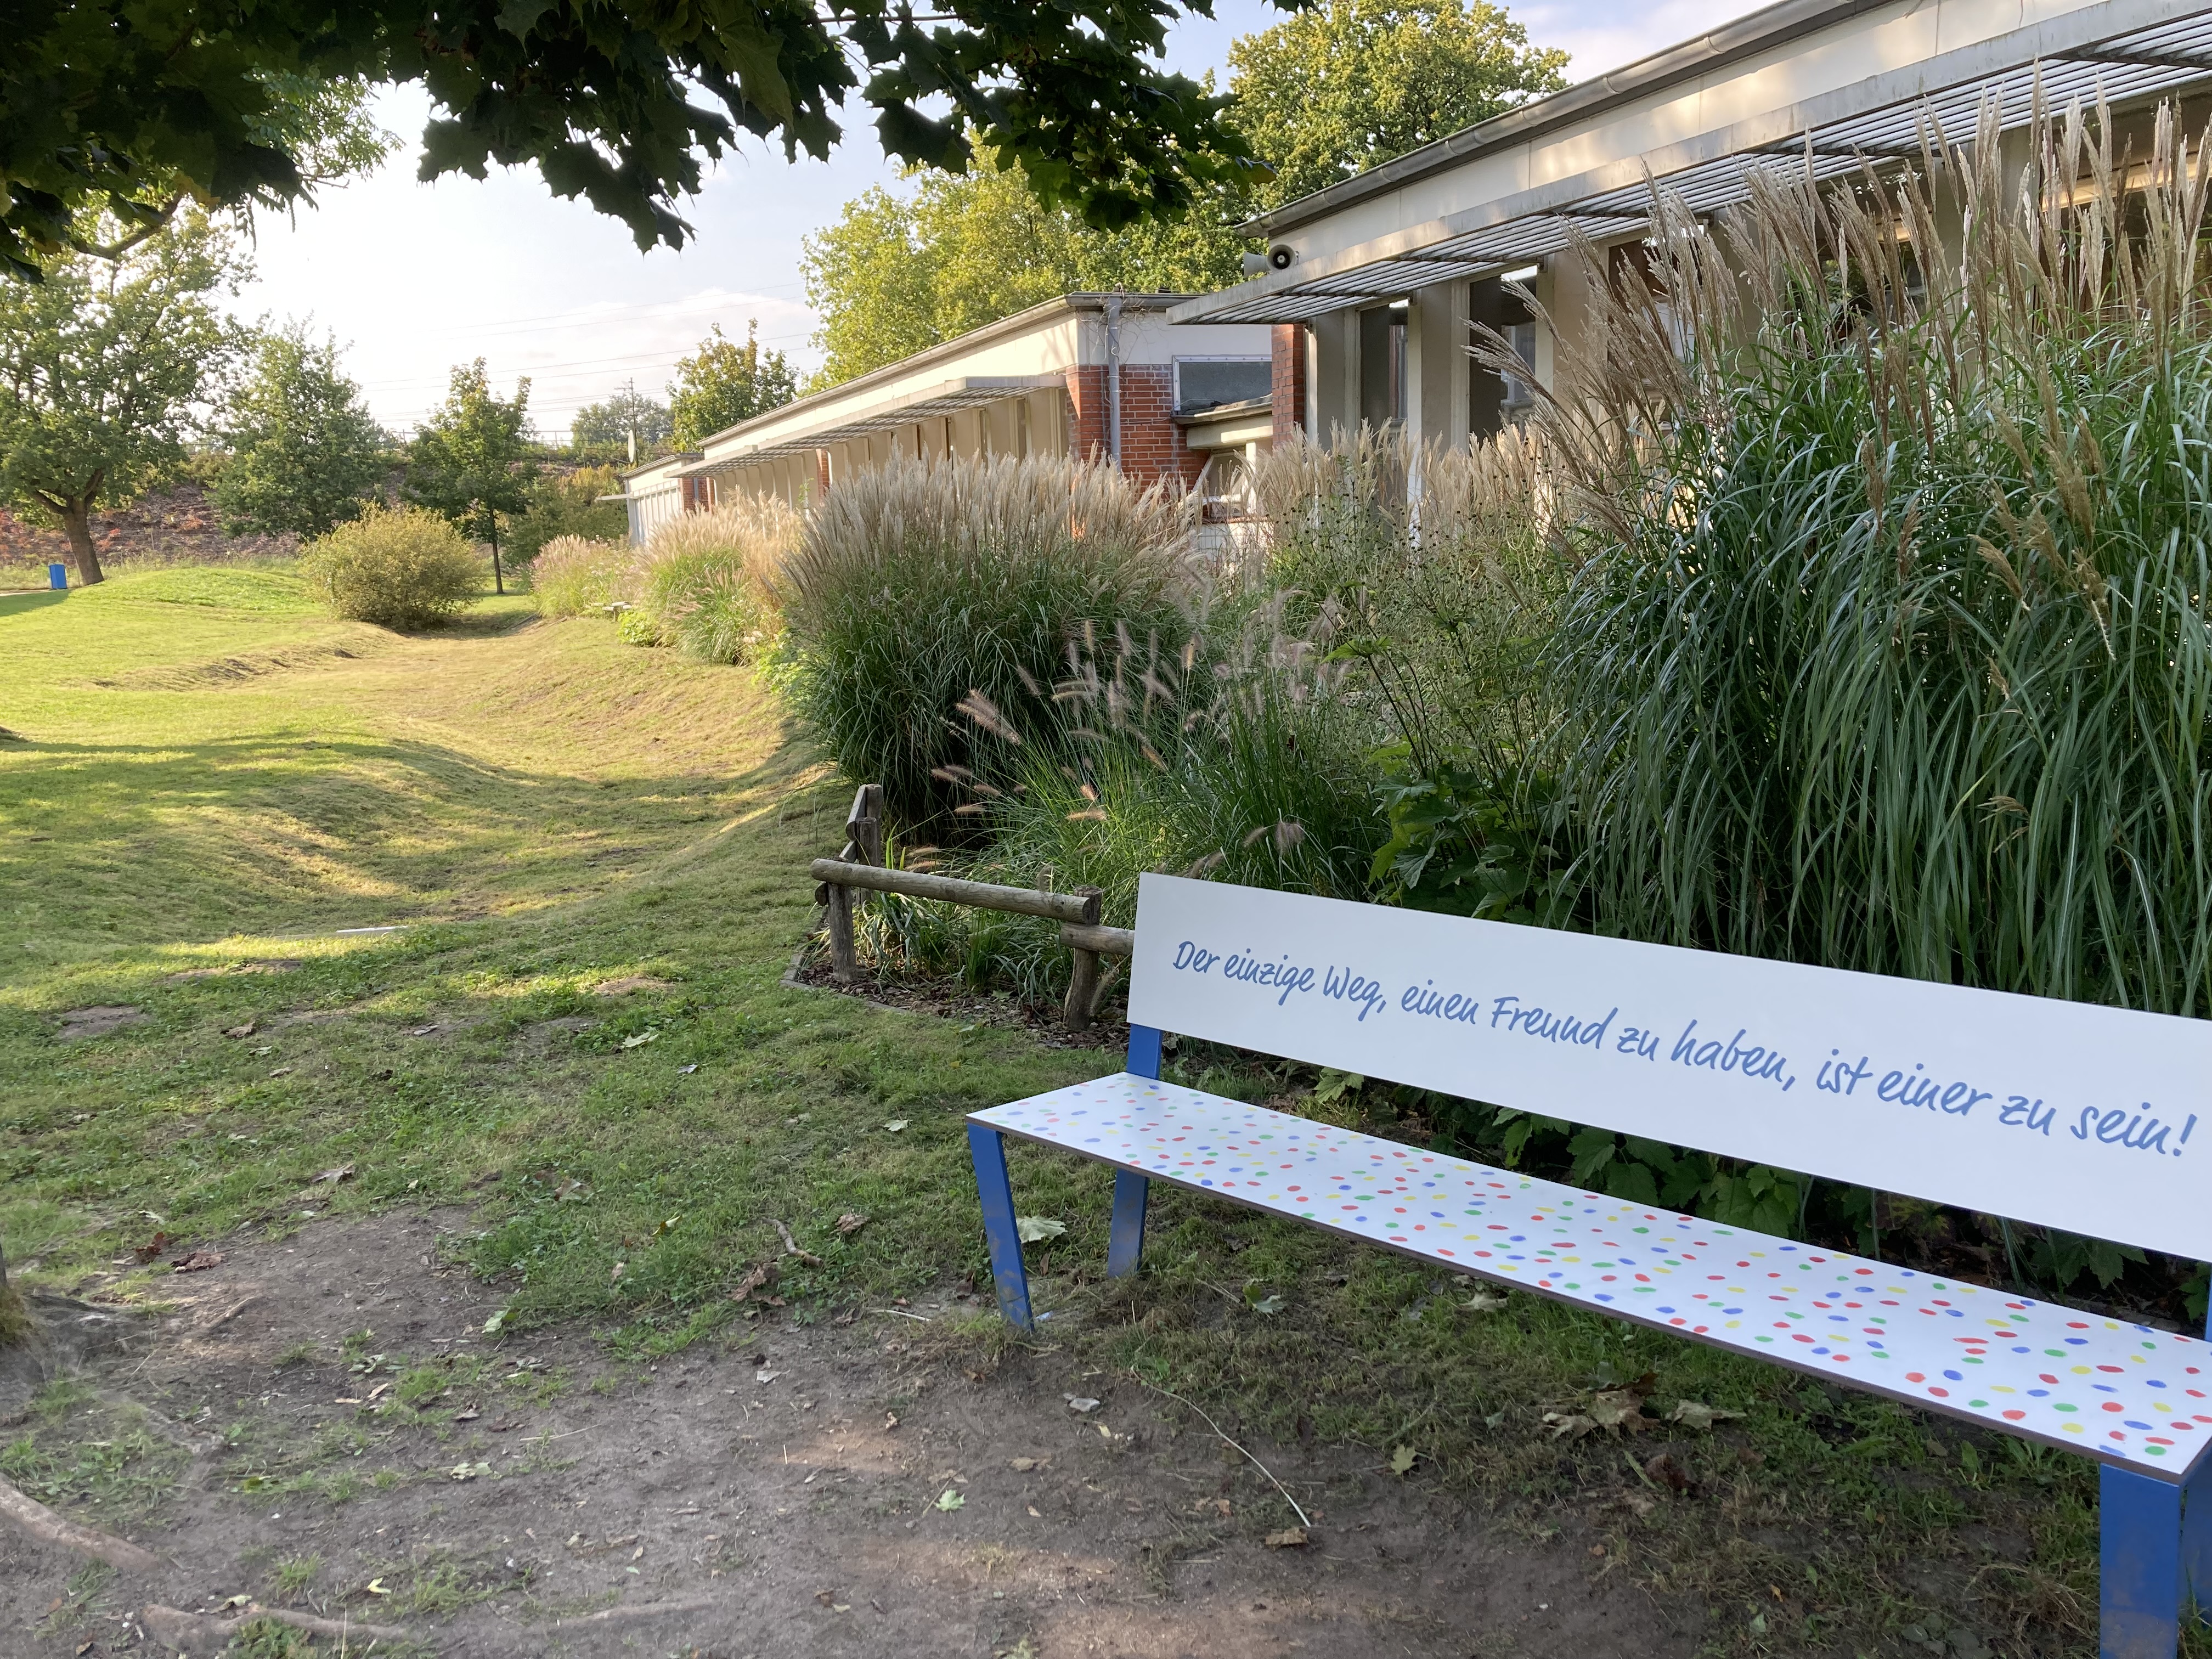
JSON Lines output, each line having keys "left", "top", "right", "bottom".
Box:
{"left": 975, "top": 1073, "right": 2212, "bottom": 1481}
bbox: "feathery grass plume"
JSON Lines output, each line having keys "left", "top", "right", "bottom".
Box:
{"left": 530, "top": 534, "right": 633, "bottom": 618}
{"left": 776, "top": 453, "right": 1194, "bottom": 824}
{"left": 1493, "top": 92, "right": 2212, "bottom": 1021}
{"left": 629, "top": 495, "right": 800, "bottom": 664}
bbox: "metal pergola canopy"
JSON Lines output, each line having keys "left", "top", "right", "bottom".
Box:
{"left": 1188, "top": 10, "right": 2212, "bottom": 324}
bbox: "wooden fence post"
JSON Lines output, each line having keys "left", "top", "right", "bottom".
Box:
{"left": 825, "top": 782, "right": 884, "bottom": 983}
{"left": 1062, "top": 887, "right": 1105, "bottom": 1032}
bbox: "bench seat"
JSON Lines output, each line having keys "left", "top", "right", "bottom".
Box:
{"left": 973, "top": 1071, "right": 2212, "bottom": 1482}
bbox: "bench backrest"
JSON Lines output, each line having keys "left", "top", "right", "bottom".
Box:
{"left": 1125, "top": 873, "right": 2211, "bottom": 1262}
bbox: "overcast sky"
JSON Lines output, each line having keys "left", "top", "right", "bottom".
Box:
{"left": 229, "top": 0, "right": 1770, "bottom": 438}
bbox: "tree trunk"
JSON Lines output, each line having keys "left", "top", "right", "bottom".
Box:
{"left": 488, "top": 510, "right": 504, "bottom": 595}
{"left": 59, "top": 501, "right": 104, "bottom": 585}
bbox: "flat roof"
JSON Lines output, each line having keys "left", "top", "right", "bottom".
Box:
{"left": 1181, "top": 0, "right": 2212, "bottom": 324}
{"left": 684, "top": 292, "right": 1199, "bottom": 460}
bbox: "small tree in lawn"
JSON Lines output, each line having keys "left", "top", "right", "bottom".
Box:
{"left": 668, "top": 321, "right": 797, "bottom": 450}
{"left": 407, "top": 359, "right": 535, "bottom": 594}
{"left": 214, "top": 321, "right": 387, "bottom": 538}
{"left": 0, "top": 214, "right": 242, "bottom": 583}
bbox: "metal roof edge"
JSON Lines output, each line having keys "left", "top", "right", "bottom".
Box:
{"left": 1242, "top": 0, "right": 1888, "bottom": 239}
{"left": 684, "top": 292, "right": 1201, "bottom": 458}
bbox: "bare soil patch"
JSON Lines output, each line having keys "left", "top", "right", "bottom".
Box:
{"left": 0, "top": 1212, "right": 1691, "bottom": 1657}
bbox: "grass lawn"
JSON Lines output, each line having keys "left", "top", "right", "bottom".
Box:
{"left": 0, "top": 566, "right": 2169, "bottom": 1657}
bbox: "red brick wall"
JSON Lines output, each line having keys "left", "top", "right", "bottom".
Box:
{"left": 1063, "top": 363, "right": 1205, "bottom": 493}
{"left": 1272, "top": 323, "right": 1307, "bottom": 445}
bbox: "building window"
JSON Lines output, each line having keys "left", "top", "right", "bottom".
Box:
{"left": 1173, "top": 357, "right": 1272, "bottom": 415}
{"left": 1470, "top": 278, "right": 1536, "bottom": 437}
{"left": 1358, "top": 304, "right": 1408, "bottom": 430}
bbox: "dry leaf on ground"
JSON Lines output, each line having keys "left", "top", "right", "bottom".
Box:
{"left": 1063, "top": 1395, "right": 1101, "bottom": 1414}
{"left": 1264, "top": 1528, "right": 1310, "bottom": 1549}
{"left": 1015, "top": 1217, "right": 1065, "bottom": 1244}
{"left": 834, "top": 1212, "right": 869, "bottom": 1237}
{"left": 170, "top": 1250, "right": 223, "bottom": 1273}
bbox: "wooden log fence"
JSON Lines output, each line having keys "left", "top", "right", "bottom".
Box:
{"left": 811, "top": 783, "right": 1132, "bottom": 1032}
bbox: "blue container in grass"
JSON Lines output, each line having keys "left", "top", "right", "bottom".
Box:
{"left": 46, "top": 563, "right": 66, "bottom": 590}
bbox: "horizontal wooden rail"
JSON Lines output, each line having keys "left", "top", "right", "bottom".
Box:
{"left": 810, "top": 859, "right": 1101, "bottom": 927}
{"left": 1059, "top": 922, "right": 1133, "bottom": 957}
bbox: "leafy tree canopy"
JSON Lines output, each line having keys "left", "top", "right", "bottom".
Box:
{"left": 572, "top": 382, "right": 673, "bottom": 461}
{"left": 1, "top": 0, "right": 1292, "bottom": 283}
{"left": 802, "top": 0, "right": 1567, "bottom": 385}
{"left": 802, "top": 155, "right": 1243, "bottom": 388}
{"left": 1228, "top": 0, "right": 1567, "bottom": 207}
{"left": 0, "top": 215, "right": 247, "bottom": 582}
{"left": 669, "top": 322, "right": 799, "bottom": 449}
{"left": 405, "top": 359, "right": 535, "bottom": 584}
{"left": 213, "top": 321, "right": 388, "bottom": 539}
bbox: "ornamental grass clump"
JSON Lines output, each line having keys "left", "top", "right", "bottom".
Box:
{"left": 633, "top": 495, "right": 799, "bottom": 664}
{"left": 777, "top": 454, "right": 1193, "bottom": 823}
{"left": 299, "top": 504, "right": 481, "bottom": 629}
{"left": 1517, "top": 97, "right": 2212, "bottom": 1022}
{"left": 531, "top": 534, "right": 631, "bottom": 617}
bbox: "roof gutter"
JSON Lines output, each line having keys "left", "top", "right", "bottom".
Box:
{"left": 1244, "top": 0, "right": 1892, "bottom": 238}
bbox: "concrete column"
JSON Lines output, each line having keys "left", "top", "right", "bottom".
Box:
{"left": 1406, "top": 280, "right": 1460, "bottom": 449}
{"left": 1309, "top": 310, "right": 1355, "bottom": 445}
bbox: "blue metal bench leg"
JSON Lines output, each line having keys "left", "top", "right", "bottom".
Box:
{"left": 967, "top": 1124, "right": 1032, "bottom": 1331}
{"left": 2102, "top": 1463, "right": 2184, "bottom": 1658}
{"left": 1103, "top": 1023, "right": 1163, "bottom": 1280}
{"left": 1107, "top": 1169, "right": 1149, "bottom": 1278}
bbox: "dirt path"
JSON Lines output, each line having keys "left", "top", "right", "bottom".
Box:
{"left": 0, "top": 1212, "right": 1693, "bottom": 1657}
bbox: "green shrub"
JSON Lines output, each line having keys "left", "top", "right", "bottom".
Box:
{"left": 298, "top": 504, "right": 481, "bottom": 629}
{"left": 777, "top": 454, "right": 1191, "bottom": 824}
{"left": 531, "top": 534, "right": 630, "bottom": 618}
{"left": 855, "top": 594, "right": 1388, "bottom": 1007}
{"left": 506, "top": 466, "right": 627, "bottom": 563}
{"left": 631, "top": 497, "right": 797, "bottom": 663}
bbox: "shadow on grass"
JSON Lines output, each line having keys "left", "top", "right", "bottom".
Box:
{"left": 0, "top": 591, "right": 70, "bottom": 620}
{"left": 0, "top": 726, "right": 806, "bottom": 951}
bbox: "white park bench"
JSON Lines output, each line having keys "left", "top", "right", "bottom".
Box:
{"left": 966, "top": 874, "right": 2212, "bottom": 1658}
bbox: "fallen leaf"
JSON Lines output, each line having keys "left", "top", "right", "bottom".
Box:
{"left": 1249, "top": 1293, "right": 1286, "bottom": 1316}
{"left": 313, "top": 1164, "right": 355, "bottom": 1184}
{"left": 170, "top": 1250, "right": 223, "bottom": 1273}
{"left": 883, "top": 1120, "right": 908, "bottom": 1133}
{"left": 1263, "top": 1528, "right": 1309, "bottom": 1550}
{"left": 1543, "top": 1411, "right": 1597, "bottom": 1441}
{"left": 610, "top": 1261, "right": 627, "bottom": 1284}
{"left": 757, "top": 1368, "right": 782, "bottom": 1385}
{"left": 1459, "top": 1289, "right": 1510, "bottom": 1313}
{"left": 676, "top": 1063, "right": 698, "bottom": 1074}
{"left": 1064, "top": 1395, "right": 1101, "bottom": 1414}
{"left": 364, "top": 1579, "right": 391, "bottom": 1596}
{"left": 269, "top": 1066, "right": 293, "bottom": 1077}
{"left": 132, "top": 1232, "right": 170, "bottom": 1264}
{"left": 1588, "top": 1389, "right": 1651, "bottom": 1432}
{"left": 454, "top": 1406, "right": 481, "bottom": 1422}
{"left": 407, "top": 1025, "right": 437, "bottom": 1037}
{"left": 223, "top": 1023, "right": 256, "bottom": 1039}
{"left": 482, "top": 1310, "right": 509, "bottom": 1336}
{"left": 732, "top": 1260, "right": 780, "bottom": 1303}
{"left": 1015, "top": 1216, "right": 1066, "bottom": 1244}
{"left": 834, "top": 1211, "right": 870, "bottom": 1237}
{"left": 620, "top": 1030, "right": 659, "bottom": 1049}
{"left": 449, "top": 1461, "right": 490, "bottom": 1481}
{"left": 1389, "top": 1443, "right": 1417, "bottom": 1476}
{"left": 935, "top": 1489, "right": 964, "bottom": 1511}
{"left": 1009, "top": 1457, "right": 1047, "bottom": 1472}
{"left": 1667, "top": 1401, "right": 1744, "bottom": 1431}
{"left": 1026, "top": 1504, "right": 1041, "bottom": 1518}
{"left": 250, "top": 1046, "right": 274, "bottom": 1057}
{"left": 884, "top": 1412, "right": 899, "bottom": 1430}
{"left": 555, "top": 1180, "right": 591, "bottom": 1203}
